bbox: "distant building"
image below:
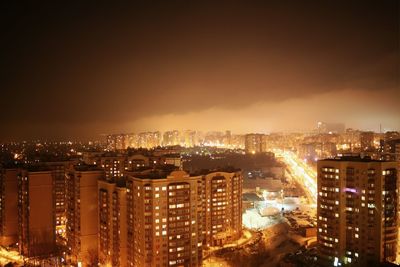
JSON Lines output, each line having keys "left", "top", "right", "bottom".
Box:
{"left": 164, "top": 154, "right": 182, "bottom": 169}
{"left": 230, "top": 134, "right": 245, "bottom": 149}
{"left": 317, "top": 156, "right": 398, "bottom": 266}
{"left": 360, "top": 131, "right": 375, "bottom": 151}
{"left": 384, "top": 131, "right": 400, "bottom": 143}
{"left": 0, "top": 169, "right": 18, "bottom": 246}
{"left": 138, "top": 131, "right": 162, "bottom": 148}
{"left": 383, "top": 139, "right": 400, "bottom": 162}
{"left": 317, "top": 122, "right": 345, "bottom": 134}
{"left": 83, "top": 152, "right": 151, "bottom": 180}
{"left": 66, "top": 165, "right": 105, "bottom": 266}
{"left": 18, "top": 169, "right": 56, "bottom": 257}
{"left": 163, "top": 130, "right": 181, "bottom": 146}
{"left": 245, "top": 134, "right": 266, "bottom": 154}
{"left": 98, "top": 156, "right": 126, "bottom": 180}
{"left": 299, "top": 141, "right": 337, "bottom": 161}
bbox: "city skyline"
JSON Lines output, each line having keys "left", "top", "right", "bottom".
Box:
{"left": 0, "top": 1, "right": 399, "bottom": 266}
{"left": 1, "top": 123, "right": 400, "bottom": 143}
{"left": 1, "top": 1, "right": 398, "bottom": 141}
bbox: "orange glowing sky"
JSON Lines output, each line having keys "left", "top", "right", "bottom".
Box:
{"left": 1, "top": 1, "right": 399, "bottom": 140}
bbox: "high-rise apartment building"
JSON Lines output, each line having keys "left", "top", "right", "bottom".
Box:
{"left": 163, "top": 131, "right": 181, "bottom": 146}
{"left": 18, "top": 169, "right": 56, "bottom": 257}
{"left": 42, "top": 161, "right": 76, "bottom": 242}
{"left": 83, "top": 152, "right": 151, "bottom": 179}
{"left": 122, "top": 168, "right": 243, "bottom": 267}
{"left": 244, "top": 133, "right": 266, "bottom": 154}
{"left": 66, "top": 165, "right": 104, "bottom": 266}
{"left": 0, "top": 168, "right": 18, "bottom": 246}
{"left": 98, "top": 156, "right": 126, "bottom": 180}
{"left": 317, "top": 156, "right": 398, "bottom": 266}
{"left": 202, "top": 171, "right": 242, "bottom": 246}
{"left": 107, "top": 134, "right": 129, "bottom": 151}
{"left": 126, "top": 170, "right": 203, "bottom": 267}
{"left": 98, "top": 179, "right": 127, "bottom": 267}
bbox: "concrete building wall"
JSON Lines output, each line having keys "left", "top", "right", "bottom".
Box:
{"left": 66, "top": 168, "right": 104, "bottom": 267}
{"left": 0, "top": 169, "right": 18, "bottom": 246}
{"left": 18, "top": 170, "right": 55, "bottom": 257}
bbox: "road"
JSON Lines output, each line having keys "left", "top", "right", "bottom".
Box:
{"left": 0, "top": 247, "right": 24, "bottom": 266}
{"left": 276, "top": 150, "right": 317, "bottom": 205}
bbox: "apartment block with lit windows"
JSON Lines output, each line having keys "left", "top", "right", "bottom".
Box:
{"left": 126, "top": 169, "right": 203, "bottom": 267}
{"left": 202, "top": 170, "right": 242, "bottom": 246}
{"left": 99, "top": 156, "right": 126, "bottom": 181}
{"left": 18, "top": 169, "right": 56, "bottom": 257}
{"left": 98, "top": 178, "right": 127, "bottom": 267}
{"left": 360, "top": 131, "right": 375, "bottom": 151}
{"left": 317, "top": 156, "right": 398, "bottom": 266}
{"left": 0, "top": 168, "right": 18, "bottom": 246}
{"left": 66, "top": 165, "right": 104, "bottom": 266}
{"left": 244, "top": 133, "right": 266, "bottom": 154}
{"left": 41, "top": 161, "right": 78, "bottom": 243}
{"left": 83, "top": 153, "right": 150, "bottom": 181}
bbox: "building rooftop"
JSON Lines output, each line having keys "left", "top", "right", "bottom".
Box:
{"left": 127, "top": 164, "right": 179, "bottom": 179}
{"left": 25, "top": 165, "right": 53, "bottom": 172}
{"left": 191, "top": 166, "right": 241, "bottom": 176}
{"left": 74, "top": 163, "right": 103, "bottom": 172}
{"left": 319, "top": 155, "right": 392, "bottom": 163}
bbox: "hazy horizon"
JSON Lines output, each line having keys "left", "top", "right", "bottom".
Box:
{"left": 1, "top": 1, "right": 398, "bottom": 141}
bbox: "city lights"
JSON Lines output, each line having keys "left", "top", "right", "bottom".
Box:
{"left": 0, "top": 1, "right": 398, "bottom": 266}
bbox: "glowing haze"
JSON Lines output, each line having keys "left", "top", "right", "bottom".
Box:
{"left": 1, "top": 1, "right": 398, "bottom": 140}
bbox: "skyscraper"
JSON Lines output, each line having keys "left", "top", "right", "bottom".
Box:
{"left": 317, "top": 156, "right": 398, "bottom": 266}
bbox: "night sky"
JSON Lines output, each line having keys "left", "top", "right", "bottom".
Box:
{"left": 1, "top": 1, "right": 399, "bottom": 140}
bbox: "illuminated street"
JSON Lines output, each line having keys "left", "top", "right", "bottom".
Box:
{"left": 276, "top": 150, "right": 317, "bottom": 205}
{"left": 0, "top": 247, "right": 23, "bottom": 266}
